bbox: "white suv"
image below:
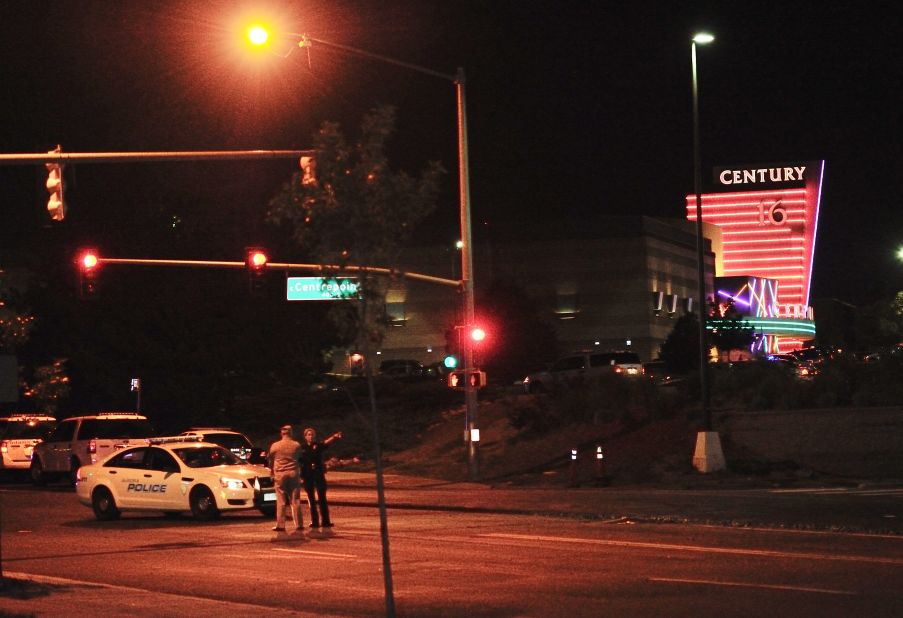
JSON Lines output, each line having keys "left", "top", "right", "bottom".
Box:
{"left": 0, "top": 414, "right": 57, "bottom": 472}
{"left": 523, "top": 351, "right": 644, "bottom": 393}
{"left": 30, "top": 412, "right": 155, "bottom": 485}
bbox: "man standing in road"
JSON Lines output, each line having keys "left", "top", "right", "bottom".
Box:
{"left": 268, "top": 424, "right": 303, "bottom": 533}
{"left": 300, "top": 427, "right": 342, "bottom": 529}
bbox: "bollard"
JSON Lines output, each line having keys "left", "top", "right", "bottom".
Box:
{"left": 594, "top": 445, "right": 610, "bottom": 486}
{"left": 569, "top": 448, "right": 578, "bottom": 487}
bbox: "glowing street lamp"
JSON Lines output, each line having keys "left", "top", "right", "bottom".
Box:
{"left": 247, "top": 25, "right": 269, "bottom": 47}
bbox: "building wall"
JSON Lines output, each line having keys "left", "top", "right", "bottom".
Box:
{"left": 367, "top": 217, "right": 717, "bottom": 368}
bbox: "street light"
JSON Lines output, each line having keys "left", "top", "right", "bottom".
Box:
{"left": 691, "top": 32, "right": 713, "bottom": 430}
{"left": 690, "top": 31, "right": 725, "bottom": 474}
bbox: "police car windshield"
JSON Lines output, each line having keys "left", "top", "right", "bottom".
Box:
{"left": 173, "top": 446, "right": 242, "bottom": 468}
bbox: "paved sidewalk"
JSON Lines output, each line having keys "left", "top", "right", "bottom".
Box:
{"left": 327, "top": 471, "right": 903, "bottom": 534}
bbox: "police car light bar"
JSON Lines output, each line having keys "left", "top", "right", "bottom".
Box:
{"left": 147, "top": 435, "right": 205, "bottom": 445}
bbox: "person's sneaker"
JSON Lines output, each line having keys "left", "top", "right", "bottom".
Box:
{"left": 272, "top": 526, "right": 286, "bottom": 531}
{"left": 308, "top": 524, "right": 319, "bottom": 529}
{"left": 322, "top": 523, "right": 334, "bottom": 528}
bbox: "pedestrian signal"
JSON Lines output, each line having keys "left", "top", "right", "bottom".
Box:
{"left": 447, "top": 370, "right": 487, "bottom": 390}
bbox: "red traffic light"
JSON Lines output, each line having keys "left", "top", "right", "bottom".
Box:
{"left": 470, "top": 327, "right": 486, "bottom": 342}
{"left": 246, "top": 248, "right": 268, "bottom": 269}
{"left": 77, "top": 250, "right": 100, "bottom": 299}
{"left": 80, "top": 252, "right": 99, "bottom": 270}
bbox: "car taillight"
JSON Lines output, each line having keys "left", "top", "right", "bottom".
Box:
{"left": 88, "top": 439, "right": 97, "bottom": 454}
{"left": 613, "top": 366, "right": 623, "bottom": 373}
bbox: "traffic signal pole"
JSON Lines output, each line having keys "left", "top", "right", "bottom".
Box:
{"left": 0, "top": 149, "right": 314, "bottom": 166}
{"left": 88, "top": 257, "right": 461, "bottom": 288}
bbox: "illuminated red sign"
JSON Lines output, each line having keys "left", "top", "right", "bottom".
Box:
{"left": 687, "top": 161, "right": 824, "bottom": 351}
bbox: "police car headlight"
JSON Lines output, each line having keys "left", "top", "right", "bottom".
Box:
{"left": 219, "top": 477, "right": 246, "bottom": 490}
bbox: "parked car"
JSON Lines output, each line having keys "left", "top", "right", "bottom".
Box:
{"left": 0, "top": 413, "right": 57, "bottom": 472}
{"left": 378, "top": 359, "right": 425, "bottom": 379}
{"left": 178, "top": 427, "right": 267, "bottom": 465}
{"left": 523, "top": 351, "right": 644, "bottom": 393}
{"left": 30, "top": 412, "right": 156, "bottom": 485}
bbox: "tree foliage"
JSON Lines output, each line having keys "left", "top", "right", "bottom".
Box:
{"left": 708, "top": 300, "right": 756, "bottom": 357}
{"left": 474, "top": 278, "right": 558, "bottom": 384}
{"left": 0, "top": 269, "right": 34, "bottom": 353}
{"left": 659, "top": 312, "right": 700, "bottom": 373}
{"left": 267, "top": 105, "right": 444, "bottom": 352}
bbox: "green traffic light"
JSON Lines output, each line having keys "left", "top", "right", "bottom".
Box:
{"left": 444, "top": 355, "right": 458, "bottom": 369}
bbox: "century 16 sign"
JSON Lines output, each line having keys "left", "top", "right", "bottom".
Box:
{"left": 686, "top": 160, "right": 825, "bottom": 351}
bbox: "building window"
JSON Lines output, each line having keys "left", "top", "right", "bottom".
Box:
{"left": 386, "top": 302, "right": 406, "bottom": 326}
{"left": 555, "top": 292, "right": 579, "bottom": 319}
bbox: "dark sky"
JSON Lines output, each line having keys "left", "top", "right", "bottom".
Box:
{"left": 2, "top": 0, "right": 901, "bottom": 304}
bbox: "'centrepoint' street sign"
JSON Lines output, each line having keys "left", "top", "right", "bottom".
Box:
{"left": 287, "top": 277, "right": 360, "bottom": 301}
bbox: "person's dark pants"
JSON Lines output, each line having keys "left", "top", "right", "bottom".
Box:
{"left": 303, "top": 475, "right": 330, "bottom": 526}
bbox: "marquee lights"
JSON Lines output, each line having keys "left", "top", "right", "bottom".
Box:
{"left": 687, "top": 161, "right": 824, "bottom": 353}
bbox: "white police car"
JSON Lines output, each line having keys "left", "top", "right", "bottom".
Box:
{"left": 75, "top": 436, "right": 276, "bottom": 521}
{"left": 0, "top": 414, "right": 57, "bottom": 472}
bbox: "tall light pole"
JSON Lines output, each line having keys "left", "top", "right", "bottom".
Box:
{"left": 690, "top": 32, "right": 725, "bottom": 474}
{"left": 691, "top": 32, "right": 713, "bottom": 430}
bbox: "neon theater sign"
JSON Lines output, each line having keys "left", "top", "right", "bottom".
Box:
{"left": 686, "top": 161, "right": 824, "bottom": 353}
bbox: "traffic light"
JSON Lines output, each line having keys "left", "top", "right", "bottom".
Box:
{"left": 443, "top": 355, "right": 458, "bottom": 369}
{"left": 77, "top": 250, "right": 100, "bottom": 299}
{"left": 447, "top": 370, "right": 487, "bottom": 390}
{"left": 245, "top": 247, "right": 268, "bottom": 296}
{"left": 470, "top": 327, "right": 486, "bottom": 342}
{"left": 45, "top": 146, "right": 64, "bottom": 221}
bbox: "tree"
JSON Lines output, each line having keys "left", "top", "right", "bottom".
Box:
{"left": 708, "top": 300, "right": 756, "bottom": 360}
{"left": 659, "top": 312, "right": 700, "bottom": 373}
{"left": 475, "top": 278, "right": 558, "bottom": 384}
{"left": 268, "top": 105, "right": 444, "bottom": 353}
{"left": 1, "top": 267, "right": 69, "bottom": 412}
{"left": 267, "top": 104, "right": 444, "bottom": 612}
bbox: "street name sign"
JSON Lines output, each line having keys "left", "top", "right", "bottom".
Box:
{"left": 287, "top": 277, "right": 360, "bottom": 301}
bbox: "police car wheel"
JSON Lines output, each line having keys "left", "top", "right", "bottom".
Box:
{"left": 92, "top": 487, "right": 121, "bottom": 521}
{"left": 189, "top": 486, "right": 220, "bottom": 520}
{"left": 30, "top": 459, "right": 47, "bottom": 486}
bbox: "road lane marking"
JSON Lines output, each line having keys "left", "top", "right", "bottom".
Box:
{"left": 770, "top": 487, "right": 903, "bottom": 495}
{"left": 482, "top": 533, "right": 903, "bottom": 565}
{"left": 648, "top": 577, "right": 857, "bottom": 595}
{"left": 273, "top": 548, "right": 360, "bottom": 559}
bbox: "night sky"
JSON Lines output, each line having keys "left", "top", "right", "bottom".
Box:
{"left": 2, "top": 1, "right": 901, "bottom": 304}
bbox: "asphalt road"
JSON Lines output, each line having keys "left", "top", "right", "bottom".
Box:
{"left": 2, "top": 474, "right": 903, "bottom": 616}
